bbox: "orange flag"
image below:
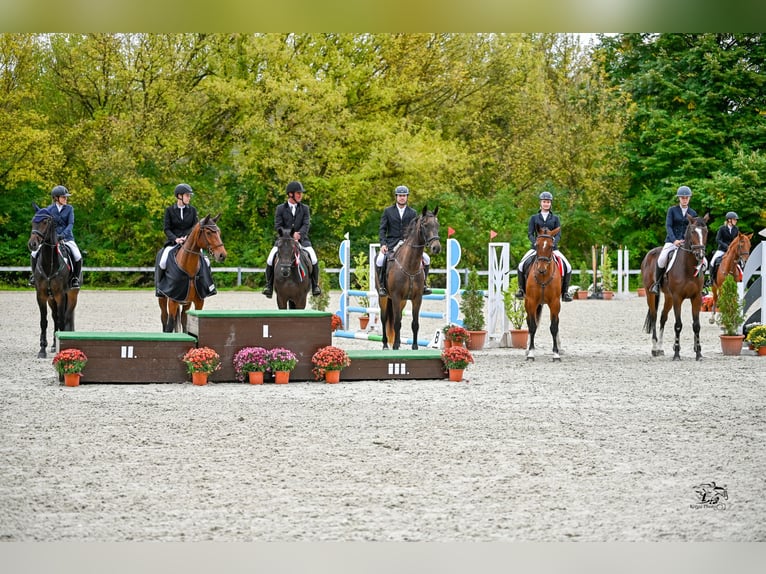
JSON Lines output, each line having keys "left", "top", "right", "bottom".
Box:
{"left": 490, "top": 230, "right": 498, "bottom": 239}
{"left": 448, "top": 227, "right": 455, "bottom": 237}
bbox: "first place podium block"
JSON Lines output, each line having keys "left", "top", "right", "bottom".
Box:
{"left": 186, "top": 309, "right": 333, "bottom": 381}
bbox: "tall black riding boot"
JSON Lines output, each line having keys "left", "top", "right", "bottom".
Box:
{"left": 262, "top": 264, "right": 274, "bottom": 298}
{"left": 70, "top": 259, "right": 82, "bottom": 288}
{"left": 28, "top": 254, "right": 37, "bottom": 286}
{"left": 561, "top": 271, "right": 572, "bottom": 302}
{"left": 515, "top": 266, "right": 527, "bottom": 299}
{"left": 377, "top": 264, "right": 388, "bottom": 296}
{"left": 649, "top": 261, "right": 664, "bottom": 295}
{"left": 422, "top": 264, "right": 432, "bottom": 295}
{"left": 310, "top": 264, "right": 322, "bottom": 296}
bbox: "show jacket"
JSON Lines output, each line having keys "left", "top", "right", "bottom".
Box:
{"left": 164, "top": 204, "right": 198, "bottom": 246}
{"left": 379, "top": 204, "right": 418, "bottom": 250}
{"left": 664, "top": 205, "right": 698, "bottom": 243}
{"left": 47, "top": 203, "right": 75, "bottom": 242}
{"left": 275, "top": 201, "right": 312, "bottom": 246}
{"left": 715, "top": 224, "right": 739, "bottom": 251}
{"left": 527, "top": 210, "right": 562, "bottom": 249}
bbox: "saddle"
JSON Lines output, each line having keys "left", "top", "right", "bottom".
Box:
{"left": 155, "top": 246, "right": 217, "bottom": 301}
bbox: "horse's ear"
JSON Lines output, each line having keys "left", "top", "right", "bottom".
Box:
{"left": 433, "top": 206, "right": 439, "bottom": 217}
{"left": 421, "top": 205, "right": 428, "bottom": 216}
{"left": 33, "top": 202, "right": 41, "bottom": 211}
{"left": 703, "top": 211, "right": 711, "bottom": 224}
{"left": 549, "top": 227, "right": 561, "bottom": 237}
{"left": 212, "top": 213, "right": 221, "bottom": 223}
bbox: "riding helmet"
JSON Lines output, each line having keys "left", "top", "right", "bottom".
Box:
{"left": 174, "top": 183, "right": 194, "bottom": 197}
{"left": 51, "top": 185, "right": 71, "bottom": 198}
{"left": 725, "top": 211, "right": 739, "bottom": 220}
{"left": 676, "top": 185, "right": 692, "bottom": 197}
{"left": 394, "top": 185, "right": 410, "bottom": 195}
{"left": 539, "top": 191, "right": 553, "bottom": 201}
{"left": 286, "top": 181, "right": 305, "bottom": 194}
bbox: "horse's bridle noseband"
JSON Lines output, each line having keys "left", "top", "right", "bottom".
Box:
{"left": 182, "top": 223, "right": 224, "bottom": 254}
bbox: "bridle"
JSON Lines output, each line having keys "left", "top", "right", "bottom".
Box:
{"left": 533, "top": 233, "right": 557, "bottom": 288}
{"left": 406, "top": 214, "right": 440, "bottom": 249}
{"left": 182, "top": 222, "right": 224, "bottom": 255}
{"left": 679, "top": 223, "right": 708, "bottom": 264}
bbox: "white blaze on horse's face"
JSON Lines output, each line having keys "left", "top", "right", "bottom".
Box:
{"left": 694, "top": 226, "right": 704, "bottom": 245}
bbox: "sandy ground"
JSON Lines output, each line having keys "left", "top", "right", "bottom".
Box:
{"left": 0, "top": 288, "right": 764, "bottom": 542}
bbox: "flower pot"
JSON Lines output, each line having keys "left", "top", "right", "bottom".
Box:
{"left": 64, "top": 373, "right": 80, "bottom": 387}
{"left": 192, "top": 372, "right": 208, "bottom": 386}
{"left": 602, "top": 290, "right": 614, "bottom": 300}
{"left": 446, "top": 340, "right": 464, "bottom": 349}
{"left": 324, "top": 370, "right": 341, "bottom": 384}
{"left": 274, "top": 370, "right": 290, "bottom": 384}
{"left": 719, "top": 334, "right": 746, "bottom": 356}
{"left": 443, "top": 339, "right": 452, "bottom": 349}
{"left": 448, "top": 368, "right": 464, "bottom": 382}
{"left": 575, "top": 290, "right": 588, "bottom": 300}
{"left": 466, "top": 330, "right": 487, "bottom": 350}
{"left": 359, "top": 315, "right": 370, "bottom": 330}
{"left": 509, "top": 328, "right": 528, "bottom": 349}
{"left": 757, "top": 346, "right": 766, "bottom": 357}
{"left": 248, "top": 371, "right": 264, "bottom": 385}
{"left": 637, "top": 287, "right": 646, "bottom": 297}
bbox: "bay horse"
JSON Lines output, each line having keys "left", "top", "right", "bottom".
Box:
{"left": 708, "top": 232, "right": 751, "bottom": 322}
{"left": 376, "top": 206, "right": 441, "bottom": 350}
{"left": 28, "top": 203, "right": 79, "bottom": 358}
{"left": 641, "top": 214, "right": 709, "bottom": 360}
{"left": 272, "top": 227, "right": 313, "bottom": 309}
{"left": 524, "top": 226, "right": 562, "bottom": 361}
{"left": 157, "top": 214, "right": 227, "bottom": 332}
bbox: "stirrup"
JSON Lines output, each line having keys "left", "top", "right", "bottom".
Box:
{"left": 561, "top": 291, "right": 572, "bottom": 302}
{"left": 312, "top": 285, "right": 322, "bottom": 296}
{"left": 423, "top": 285, "right": 432, "bottom": 295}
{"left": 378, "top": 287, "right": 388, "bottom": 296}
{"left": 262, "top": 286, "right": 273, "bottom": 298}
{"left": 515, "top": 289, "right": 525, "bottom": 300}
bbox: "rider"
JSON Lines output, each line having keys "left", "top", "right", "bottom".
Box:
{"left": 156, "top": 183, "right": 214, "bottom": 296}
{"left": 707, "top": 211, "right": 740, "bottom": 286}
{"left": 262, "top": 181, "right": 321, "bottom": 298}
{"left": 30, "top": 185, "right": 83, "bottom": 288}
{"left": 649, "top": 185, "right": 700, "bottom": 295}
{"left": 514, "top": 191, "right": 573, "bottom": 302}
{"left": 376, "top": 185, "right": 432, "bottom": 296}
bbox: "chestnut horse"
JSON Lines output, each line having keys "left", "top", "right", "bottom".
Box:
{"left": 524, "top": 226, "right": 562, "bottom": 361}
{"left": 376, "top": 206, "right": 441, "bottom": 350}
{"left": 157, "top": 214, "right": 227, "bottom": 332}
{"left": 708, "top": 232, "right": 751, "bottom": 322}
{"left": 28, "top": 204, "right": 79, "bottom": 358}
{"left": 273, "top": 227, "right": 313, "bottom": 310}
{"left": 641, "top": 214, "right": 709, "bottom": 360}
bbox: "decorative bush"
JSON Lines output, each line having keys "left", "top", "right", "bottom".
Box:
{"left": 443, "top": 325, "right": 471, "bottom": 344}
{"left": 232, "top": 346, "right": 270, "bottom": 382}
{"left": 441, "top": 346, "right": 474, "bottom": 370}
{"left": 182, "top": 346, "right": 221, "bottom": 374}
{"left": 52, "top": 348, "right": 88, "bottom": 375}
{"left": 502, "top": 276, "right": 527, "bottom": 329}
{"left": 311, "top": 345, "right": 351, "bottom": 380}
{"left": 267, "top": 347, "right": 298, "bottom": 372}
{"left": 460, "top": 267, "right": 485, "bottom": 331}
{"left": 353, "top": 251, "right": 370, "bottom": 315}
{"left": 715, "top": 274, "right": 744, "bottom": 336}
{"left": 310, "top": 265, "right": 330, "bottom": 311}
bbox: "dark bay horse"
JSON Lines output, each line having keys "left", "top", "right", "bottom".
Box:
{"left": 273, "top": 228, "right": 313, "bottom": 310}
{"left": 708, "top": 232, "right": 751, "bottom": 322}
{"left": 641, "top": 214, "right": 709, "bottom": 360}
{"left": 376, "top": 206, "right": 441, "bottom": 350}
{"left": 524, "top": 226, "right": 562, "bottom": 361}
{"left": 157, "top": 214, "right": 227, "bottom": 332}
{"left": 28, "top": 203, "right": 79, "bottom": 358}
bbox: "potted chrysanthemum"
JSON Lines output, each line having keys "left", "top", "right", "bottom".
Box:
{"left": 232, "top": 346, "right": 270, "bottom": 384}
{"left": 52, "top": 348, "right": 88, "bottom": 387}
{"left": 441, "top": 346, "right": 474, "bottom": 381}
{"left": 311, "top": 345, "right": 351, "bottom": 383}
{"left": 182, "top": 346, "right": 221, "bottom": 385}
{"left": 330, "top": 314, "right": 344, "bottom": 332}
{"left": 267, "top": 347, "right": 298, "bottom": 384}
{"left": 745, "top": 324, "right": 766, "bottom": 355}
{"left": 442, "top": 325, "right": 470, "bottom": 348}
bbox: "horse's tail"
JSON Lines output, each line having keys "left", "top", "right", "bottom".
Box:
{"left": 643, "top": 309, "right": 653, "bottom": 334}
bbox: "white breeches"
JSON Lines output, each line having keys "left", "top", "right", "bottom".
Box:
{"left": 267, "top": 245, "right": 317, "bottom": 266}
{"left": 518, "top": 248, "right": 570, "bottom": 273}
{"left": 376, "top": 245, "right": 430, "bottom": 267}
{"left": 32, "top": 240, "right": 81, "bottom": 261}
{"left": 161, "top": 245, "right": 209, "bottom": 269}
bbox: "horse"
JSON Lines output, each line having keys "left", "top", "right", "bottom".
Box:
{"left": 272, "top": 227, "right": 313, "bottom": 309}
{"left": 524, "top": 226, "right": 562, "bottom": 361}
{"left": 708, "top": 232, "right": 752, "bottom": 322}
{"left": 641, "top": 214, "right": 709, "bottom": 360}
{"left": 28, "top": 203, "right": 79, "bottom": 358}
{"left": 376, "top": 206, "right": 441, "bottom": 350}
{"left": 157, "top": 214, "right": 227, "bottom": 332}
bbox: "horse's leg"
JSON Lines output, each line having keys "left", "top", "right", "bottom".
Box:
{"left": 158, "top": 296, "right": 169, "bottom": 331}
{"left": 549, "top": 301, "right": 561, "bottom": 361}
{"left": 51, "top": 290, "right": 68, "bottom": 353}
{"left": 657, "top": 293, "right": 673, "bottom": 357}
{"left": 709, "top": 283, "right": 718, "bottom": 324}
{"left": 180, "top": 300, "right": 194, "bottom": 332}
{"left": 65, "top": 289, "right": 78, "bottom": 332}
{"left": 164, "top": 300, "right": 177, "bottom": 332}
{"left": 380, "top": 296, "right": 390, "bottom": 350}
{"left": 392, "top": 298, "right": 405, "bottom": 350}
{"left": 410, "top": 297, "right": 422, "bottom": 350}
{"left": 671, "top": 297, "right": 684, "bottom": 361}
{"left": 37, "top": 290, "right": 49, "bottom": 358}
{"left": 525, "top": 302, "right": 539, "bottom": 360}
{"left": 691, "top": 295, "right": 703, "bottom": 361}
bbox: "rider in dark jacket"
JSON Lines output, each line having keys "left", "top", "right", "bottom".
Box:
{"left": 30, "top": 185, "right": 82, "bottom": 288}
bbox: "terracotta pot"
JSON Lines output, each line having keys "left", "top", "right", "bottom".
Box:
{"left": 575, "top": 290, "right": 589, "bottom": 300}
{"left": 448, "top": 368, "right": 464, "bottom": 382}
{"left": 192, "top": 372, "right": 208, "bottom": 386}
{"left": 720, "top": 334, "right": 746, "bottom": 356}
{"left": 466, "top": 330, "right": 487, "bottom": 350}
{"left": 446, "top": 339, "right": 464, "bottom": 348}
{"left": 757, "top": 346, "right": 766, "bottom": 357}
{"left": 509, "top": 328, "right": 528, "bottom": 349}
{"left": 359, "top": 315, "right": 370, "bottom": 330}
{"left": 602, "top": 291, "right": 614, "bottom": 300}
{"left": 324, "top": 370, "right": 341, "bottom": 384}
{"left": 443, "top": 339, "right": 452, "bottom": 349}
{"left": 637, "top": 287, "right": 646, "bottom": 297}
{"left": 248, "top": 371, "right": 264, "bottom": 385}
{"left": 64, "top": 373, "right": 80, "bottom": 387}
{"left": 274, "top": 370, "right": 290, "bottom": 384}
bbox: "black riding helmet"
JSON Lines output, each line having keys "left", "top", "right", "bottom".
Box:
{"left": 286, "top": 181, "right": 305, "bottom": 196}
{"left": 51, "top": 185, "right": 71, "bottom": 198}
{"left": 174, "top": 183, "right": 194, "bottom": 198}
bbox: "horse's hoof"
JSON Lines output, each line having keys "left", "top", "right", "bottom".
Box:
{"left": 672, "top": 355, "right": 681, "bottom": 361}
{"left": 526, "top": 356, "right": 535, "bottom": 361}
{"left": 552, "top": 356, "right": 561, "bottom": 362}
{"left": 37, "top": 350, "right": 46, "bottom": 359}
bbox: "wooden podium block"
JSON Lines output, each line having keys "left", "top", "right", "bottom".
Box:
{"left": 186, "top": 309, "right": 332, "bottom": 381}
{"left": 342, "top": 350, "right": 447, "bottom": 381}
{"left": 56, "top": 331, "right": 197, "bottom": 383}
